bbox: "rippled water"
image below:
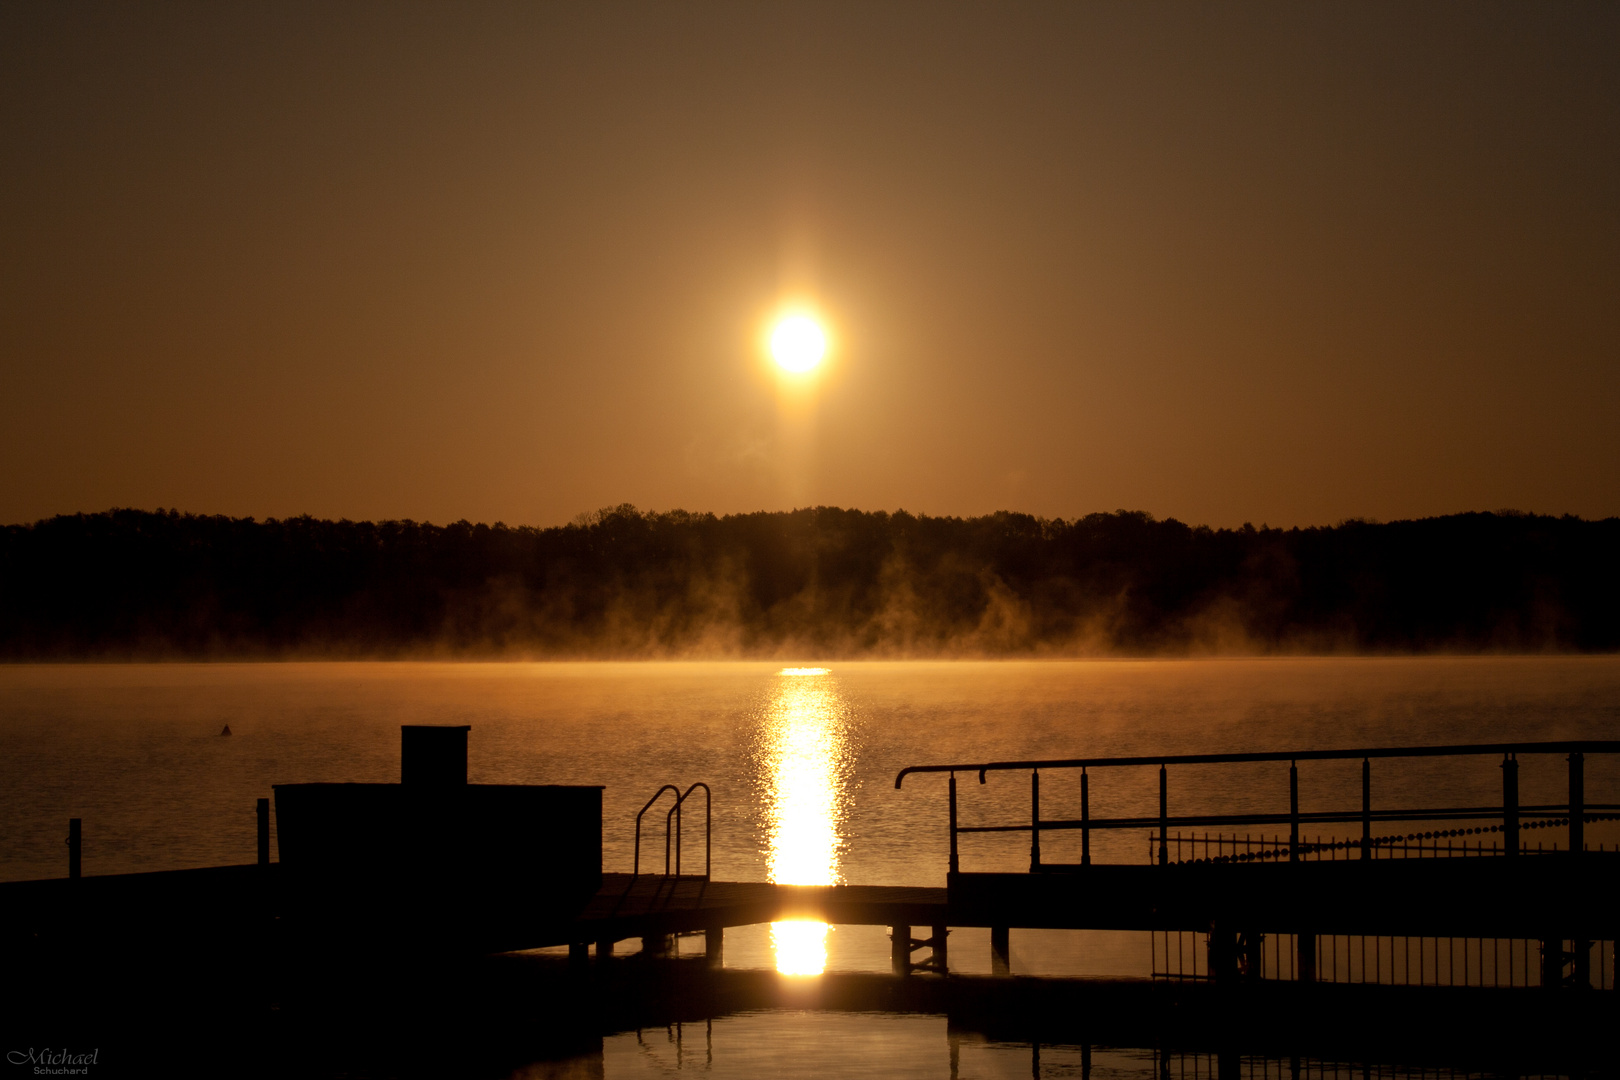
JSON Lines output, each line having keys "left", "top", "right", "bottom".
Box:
{"left": 3, "top": 657, "right": 1618, "bottom": 988}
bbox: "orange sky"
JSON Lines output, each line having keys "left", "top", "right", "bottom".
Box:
{"left": 3, "top": 3, "right": 1616, "bottom": 528}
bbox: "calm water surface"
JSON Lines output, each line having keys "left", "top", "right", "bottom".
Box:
{"left": 3, "top": 658, "right": 1617, "bottom": 1074}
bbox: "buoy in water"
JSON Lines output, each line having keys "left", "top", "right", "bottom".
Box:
{"left": 220, "top": 725, "right": 232, "bottom": 736}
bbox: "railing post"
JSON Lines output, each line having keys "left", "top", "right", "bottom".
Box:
{"left": 1289, "top": 761, "right": 1299, "bottom": 863}
{"left": 1080, "top": 767, "right": 1090, "bottom": 866}
{"left": 948, "top": 772, "right": 960, "bottom": 875}
{"left": 257, "top": 797, "right": 270, "bottom": 866}
{"left": 1030, "top": 770, "right": 1041, "bottom": 872}
{"left": 1569, "top": 751, "right": 1584, "bottom": 854}
{"left": 68, "top": 818, "right": 81, "bottom": 880}
{"left": 1502, "top": 753, "right": 1519, "bottom": 857}
{"left": 1158, "top": 764, "right": 1168, "bottom": 866}
{"left": 1360, "top": 758, "right": 1371, "bottom": 861}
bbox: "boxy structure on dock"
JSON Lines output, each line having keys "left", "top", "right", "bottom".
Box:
{"left": 274, "top": 725, "right": 603, "bottom": 953}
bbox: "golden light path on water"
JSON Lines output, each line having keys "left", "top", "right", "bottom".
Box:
{"left": 760, "top": 667, "right": 849, "bottom": 976}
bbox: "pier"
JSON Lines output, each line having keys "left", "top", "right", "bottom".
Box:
{"left": 555, "top": 739, "right": 1620, "bottom": 989}
{"left": 4, "top": 733, "right": 1618, "bottom": 1076}
{"left": 5, "top": 737, "right": 1617, "bottom": 987}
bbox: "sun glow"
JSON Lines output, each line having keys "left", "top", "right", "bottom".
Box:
{"left": 758, "top": 666, "right": 851, "bottom": 976}
{"left": 770, "top": 314, "right": 827, "bottom": 373}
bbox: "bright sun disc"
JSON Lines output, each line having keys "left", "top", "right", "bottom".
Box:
{"left": 770, "top": 315, "right": 826, "bottom": 373}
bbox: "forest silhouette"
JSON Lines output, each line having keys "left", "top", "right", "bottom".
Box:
{"left": 1, "top": 506, "right": 1615, "bottom": 658}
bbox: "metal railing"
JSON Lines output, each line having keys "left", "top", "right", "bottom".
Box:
{"left": 632, "top": 782, "right": 711, "bottom": 878}
{"left": 1152, "top": 928, "right": 1616, "bottom": 990}
{"left": 894, "top": 741, "right": 1620, "bottom": 873}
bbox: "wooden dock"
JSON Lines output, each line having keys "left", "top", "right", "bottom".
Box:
{"left": 563, "top": 873, "right": 947, "bottom": 968}
{"left": 579, "top": 873, "right": 945, "bottom": 934}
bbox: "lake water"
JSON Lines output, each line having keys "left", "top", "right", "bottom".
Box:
{"left": 3, "top": 657, "right": 1617, "bottom": 1076}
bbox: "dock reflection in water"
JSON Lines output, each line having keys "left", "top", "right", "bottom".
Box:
{"left": 756, "top": 667, "right": 854, "bottom": 975}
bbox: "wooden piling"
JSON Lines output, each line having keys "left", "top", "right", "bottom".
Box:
{"left": 1289, "top": 762, "right": 1299, "bottom": 862}
{"left": 1502, "top": 753, "right": 1519, "bottom": 856}
{"left": 1080, "top": 768, "right": 1090, "bottom": 866}
{"left": 891, "top": 924, "right": 911, "bottom": 975}
{"left": 1157, "top": 765, "right": 1168, "bottom": 866}
{"left": 705, "top": 926, "right": 724, "bottom": 970}
{"left": 256, "top": 798, "right": 270, "bottom": 866}
{"left": 932, "top": 924, "right": 949, "bottom": 974}
{"left": 1029, "top": 771, "right": 1041, "bottom": 871}
{"left": 1360, "top": 758, "right": 1371, "bottom": 860}
{"left": 1568, "top": 752, "right": 1584, "bottom": 853}
{"left": 1573, "top": 938, "right": 1591, "bottom": 990}
{"left": 1541, "top": 937, "right": 1562, "bottom": 990}
{"left": 991, "top": 926, "right": 1010, "bottom": 976}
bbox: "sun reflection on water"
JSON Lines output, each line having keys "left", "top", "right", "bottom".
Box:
{"left": 760, "top": 666, "right": 853, "bottom": 976}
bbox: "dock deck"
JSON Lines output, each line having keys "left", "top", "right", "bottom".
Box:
{"left": 571, "top": 873, "right": 944, "bottom": 946}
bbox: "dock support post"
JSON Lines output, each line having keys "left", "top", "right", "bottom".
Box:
{"left": 991, "top": 926, "right": 1010, "bottom": 976}
{"left": 1572, "top": 939, "right": 1590, "bottom": 990}
{"left": 642, "top": 934, "right": 671, "bottom": 956}
{"left": 948, "top": 773, "right": 959, "bottom": 875}
{"left": 596, "top": 938, "right": 615, "bottom": 960}
{"left": 1541, "top": 937, "right": 1564, "bottom": 990}
{"left": 1080, "top": 768, "right": 1090, "bottom": 866}
{"left": 257, "top": 798, "right": 270, "bottom": 866}
{"left": 1502, "top": 754, "right": 1519, "bottom": 856}
{"left": 1208, "top": 922, "right": 1237, "bottom": 985}
{"left": 1289, "top": 762, "right": 1299, "bottom": 862}
{"left": 569, "top": 942, "right": 588, "bottom": 968}
{"left": 1030, "top": 771, "right": 1041, "bottom": 871}
{"left": 1569, "top": 751, "right": 1584, "bottom": 854}
{"left": 1158, "top": 765, "right": 1168, "bottom": 866}
{"left": 705, "top": 926, "right": 724, "bottom": 970}
{"left": 891, "top": 924, "right": 911, "bottom": 976}
{"left": 1241, "top": 931, "right": 1263, "bottom": 981}
{"left": 1360, "top": 758, "right": 1371, "bottom": 860}
{"left": 1297, "top": 932, "right": 1316, "bottom": 983}
{"left": 68, "top": 818, "right": 80, "bottom": 880}
{"left": 932, "top": 924, "right": 949, "bottom": 974}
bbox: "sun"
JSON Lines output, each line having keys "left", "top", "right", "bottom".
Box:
{"left": 770, "top": 314, "right": 827, "bottom": 373}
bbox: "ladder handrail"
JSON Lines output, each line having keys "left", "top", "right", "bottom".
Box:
{"left": 633, "top": 781, "right": 712, "bottom": 879}
{"left": 664, "top": 782, "right": 712, "bottom": 880}
{"left": 632, "top": 785, "right": 681, "bottom": 877}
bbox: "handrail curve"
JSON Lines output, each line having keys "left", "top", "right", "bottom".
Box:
{"left": 632, "top": 784, "right": 681, "bottom": 877}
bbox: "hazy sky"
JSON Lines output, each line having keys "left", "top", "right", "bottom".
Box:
{"left": 3, "top": 3, "right": 1616, "bottom": 529}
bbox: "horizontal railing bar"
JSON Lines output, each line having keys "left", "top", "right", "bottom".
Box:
{"left": 894, "top": 740, "right": 1620, "bottom": 788}
{"left": 955, "top": 805, "right": 1613, "bottom": 834}
{"left": 1036, "top": 811, "right": 1545, "bottom": 831}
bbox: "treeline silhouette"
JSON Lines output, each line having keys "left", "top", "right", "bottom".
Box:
{"left": 1, "top": 506, "right": 1616, "bottom": 658}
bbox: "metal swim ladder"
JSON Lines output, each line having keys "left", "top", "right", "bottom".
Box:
{"left": 632, "top": 782, "right": 711, "bottom": 879}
